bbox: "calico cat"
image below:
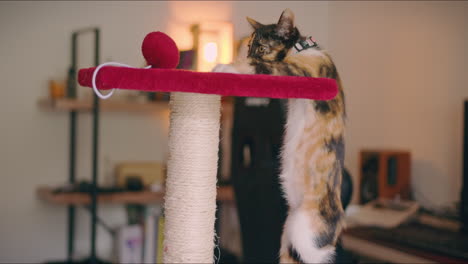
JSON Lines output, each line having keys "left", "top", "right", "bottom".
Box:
{"left": 213, "top": 9, "right": 346, "bottom": 263}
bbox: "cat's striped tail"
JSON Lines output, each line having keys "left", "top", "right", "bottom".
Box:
{"left": 279, "top": 193, "right": 344, "bottom": 263}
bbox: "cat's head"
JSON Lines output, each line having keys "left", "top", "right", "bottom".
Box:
{"left": 246, "top": 9, "right": 300, "bottom": 61}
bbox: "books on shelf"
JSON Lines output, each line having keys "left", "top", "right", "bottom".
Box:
{"left": 157, "top": 214, "right": 165, "bottom": 264}
{"left": 143, "top": 213, "right": 156, "bottom": 263}
{"left": 117, "top": 206, "right": 165, "bottom": 264}
{"left": 117, "top": 225, "right": 143, "bottom": 264}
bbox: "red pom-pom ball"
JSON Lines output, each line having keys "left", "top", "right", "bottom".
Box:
{"left": 142, "top": 31, "right": 180, "bottom": 69}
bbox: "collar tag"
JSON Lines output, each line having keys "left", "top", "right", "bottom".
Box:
{"left": 293, "top": 36, "right": 319, "bottom": 54}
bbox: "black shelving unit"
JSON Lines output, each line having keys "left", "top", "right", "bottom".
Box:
{"left": 55, "top": 29, "right": 235, "bottom": 263}
{"left": 66, "top": 27, "right": 101, "bottom": 264}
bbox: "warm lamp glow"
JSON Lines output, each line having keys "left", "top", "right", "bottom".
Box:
{"left": 192, "top": 22, "right": 233, "bottom": 72}
{"left": 203, "top": 42, "right": 218, "bottom": 63}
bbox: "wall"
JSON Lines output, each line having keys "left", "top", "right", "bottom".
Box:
{"left": 328, "top": 1, "right": 468, "bottom": 207}
{"left": 1, "top": 1, "right": 467, "bottom": 262}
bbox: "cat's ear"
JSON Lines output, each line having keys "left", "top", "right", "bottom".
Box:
{"left": 276, "top": 8, "right": 295, "bottom": 39}
{"left": 246, "top": 17, "right": 263, "bottom": 30}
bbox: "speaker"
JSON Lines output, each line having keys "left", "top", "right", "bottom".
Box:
{"left": 231, "top": 97, "right": 288, "bottom": 263}
{"left": 359, "top": 150, "right": 411, "bottom": 204}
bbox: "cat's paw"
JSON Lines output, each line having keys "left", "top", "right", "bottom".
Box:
{"left": 212, "top": 64, "right": 239, "bottom": 74}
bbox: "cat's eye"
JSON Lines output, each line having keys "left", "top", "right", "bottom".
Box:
{"left": 258, "top": 46, "right": 266, "bottom": 53}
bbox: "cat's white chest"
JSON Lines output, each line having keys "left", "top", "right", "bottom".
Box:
{"left": 281, "top": 99, "right": 317, "bottom": 208}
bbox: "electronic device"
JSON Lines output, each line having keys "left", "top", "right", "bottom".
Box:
{"left": 350, "top": 223, "right": 468, "bottom": 260}
{"left": 359, "top": 150, "right": 411, "bottom": 204}
{"left": 230, "top": 97, "right": 287, "bottom": 263}
{"left": 461, "top": 100, "right": 468, "bottom": 233}
{"left": 346, "top": 199, "right": 420, "bottom": 228}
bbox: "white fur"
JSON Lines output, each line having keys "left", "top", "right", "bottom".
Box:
{"left": 280, "top": 99, "right": 309, "bottom": 209}
{"left": 283, "top": 209, "right": 335, "bottom": 263}
{"left": 280, "top": 99, "right": 323, "bottom": 208}
{"left": 212, "top": 64, "right": 240, "bottom": 74}
{"left": 280, "top": 100, "right": 336, "bottom": 263}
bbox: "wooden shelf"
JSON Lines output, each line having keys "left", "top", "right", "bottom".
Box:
{"left": 38, "top": 98, "right": 169, "bottom": 113}
{"left": 37, "top": 185, "right": 234, "bottom": 205}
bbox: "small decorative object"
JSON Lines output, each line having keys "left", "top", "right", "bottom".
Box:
{"left": 49, "top": 80, "right": 65, "bottom": 99}
{"left": 141, "top": 31, "right": 180, "bottom": 69}
{"left": 177, "top": 50, "right": 196, "bottom": 70}
{"left": 125, "top": 177, "right": 144, "bottom": 192}
{"left": 115, "top": 162, "right": 166, "bottom": 188}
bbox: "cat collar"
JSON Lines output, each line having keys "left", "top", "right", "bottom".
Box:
{"left": 293, "top": 37, "right": 319, "bottom": 53}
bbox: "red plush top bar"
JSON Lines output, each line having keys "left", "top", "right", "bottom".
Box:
{"left": 78, "top": 67, "right": 338, "bottom": 100}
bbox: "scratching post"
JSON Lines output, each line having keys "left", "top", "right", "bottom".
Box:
{"left": 78, "top": 31, "right": 338, "bottom": 264}
{"left": 164, "top": 92, "right": 221, "bottom": 263}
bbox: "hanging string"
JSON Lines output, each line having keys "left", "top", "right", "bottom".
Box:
{"left": 91, "top": 62, "right": 151, "bottom": 100}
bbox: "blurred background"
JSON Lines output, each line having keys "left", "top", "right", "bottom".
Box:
{"left": 0, "top": 1, "right": 467, "bottom": 263}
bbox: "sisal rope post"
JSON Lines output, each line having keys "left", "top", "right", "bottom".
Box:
{"left": 163, "top": 92, "right": 221, "bottom": 263}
